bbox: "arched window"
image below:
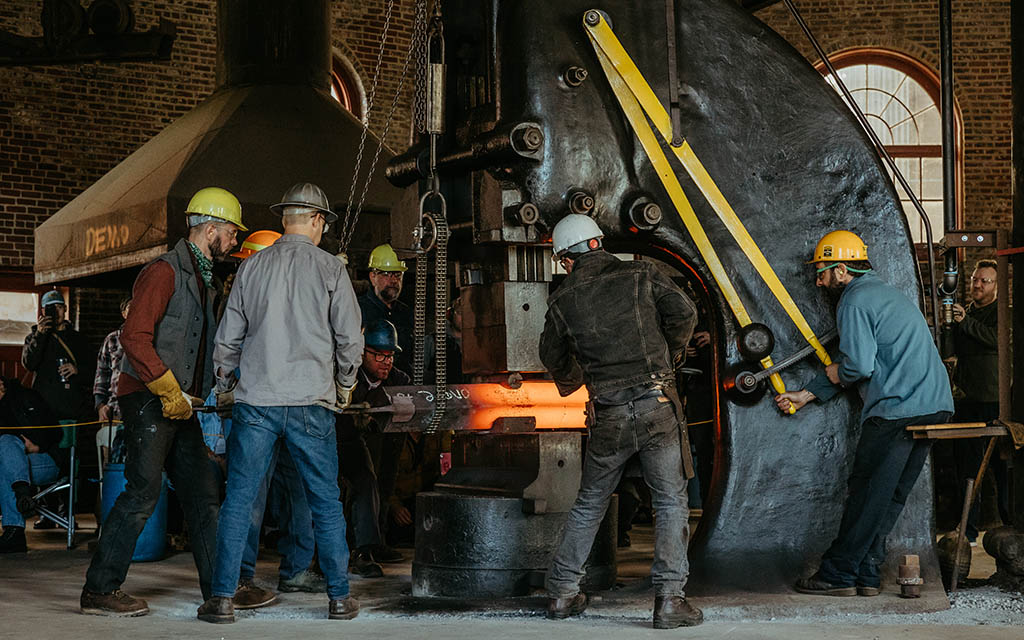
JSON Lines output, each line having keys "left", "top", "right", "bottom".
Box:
{"left": 330, "top": 56, "right": 363, "bottom": 119}
{"left": 816, "top": 50, "right": 961, "bottom": 244}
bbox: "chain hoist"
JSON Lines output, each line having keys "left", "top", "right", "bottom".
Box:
{"left": 413, "top": 8, "right": 449, "bottom": 434}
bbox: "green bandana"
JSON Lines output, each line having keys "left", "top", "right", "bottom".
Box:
{"left": 187, "top": 241, "right": 214, "bottom": 288}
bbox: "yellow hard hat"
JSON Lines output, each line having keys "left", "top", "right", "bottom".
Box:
{"left": 368, "top": 244, "right": 407, "bottom": 272}
{"left": 808, "top": 230, "right": 868, "bottom": 264}
{"left": 186, "top": 187, "right": 248, "bottom": 231}
{"left": 231, "top": 229, "right": 282, "bottom": 260}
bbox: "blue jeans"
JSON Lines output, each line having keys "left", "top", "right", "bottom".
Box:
{"left": 0, "top": 434, "right": 61, "bottom": 529}
{"left": 547, "top": 395, "right": 690, "bottom": 598}
{"left": 212, "top": 404, "right": 350, "bottom": 600}
{"left": 237, "top": 443, "right": 314, "bottom": 580}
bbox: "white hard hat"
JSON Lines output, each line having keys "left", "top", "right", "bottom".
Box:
{"left": 552, "top": 214, "right": 604, "bottom": 258}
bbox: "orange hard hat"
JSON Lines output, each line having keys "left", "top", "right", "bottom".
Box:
{"left": 231, "top": 229, "right": 282, "bottom": 260}
{"left": 807, "top": 230, "right": 868, "bottom": 264}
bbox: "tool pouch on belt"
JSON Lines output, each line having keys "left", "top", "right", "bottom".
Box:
{"left": 662, "top": 385, "right": 695, "bottom": 480}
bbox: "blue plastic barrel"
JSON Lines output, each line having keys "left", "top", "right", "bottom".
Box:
{"left": 100, "top": 464, "right": 168, "bottom": 562}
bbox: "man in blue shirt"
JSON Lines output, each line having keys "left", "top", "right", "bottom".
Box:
{"left": 775, "top": 230, "right": 953, "bottom": 596}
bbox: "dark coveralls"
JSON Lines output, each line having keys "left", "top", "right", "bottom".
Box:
{"left": 805, "top": 271, "right": 953, "bottom": 589}
{"left": 336, "top": 365, "right": 411, "bottom": 550}
{"left": 950, "top": 299, "right": 1010, "bottom": 539}
{"left": 540, "top": 251, "right": 697, "bottom": 598}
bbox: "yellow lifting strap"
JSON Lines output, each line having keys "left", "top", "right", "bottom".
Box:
{"left": 584, "top": 12, "right": 832, "bottom": 372}
{"left": 583, "top": 15, "right": 790, "bottom": 405}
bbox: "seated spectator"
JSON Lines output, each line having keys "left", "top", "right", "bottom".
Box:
{"left": 0, "top": 377, "right": 68, "bottom": 552}
{"left": 336, "top": 319, "right": 409, "bottom": 577}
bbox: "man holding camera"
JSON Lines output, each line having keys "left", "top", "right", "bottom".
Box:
{"left": 22, "top": 290, "right": 94, "bottom": 422}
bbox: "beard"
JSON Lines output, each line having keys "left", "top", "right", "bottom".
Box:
{"left": 208, "top": 235, "right": 231, "bottom": 261}
{"left": 824, "top": 280, "right": 847, "bottom": 306}
{"left": 378, "top": 284, "right": 401, "bottom": 304}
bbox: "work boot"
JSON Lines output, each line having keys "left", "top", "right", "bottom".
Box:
{"left": 233, "top": 577, "right": 278, "bottom": 609}
{"left": 328, "top": 595, "right": 360, "bottom": 620}
{"left": 278, "top": 568, "right": 328, "bottom": 593}
{"left": 0, "top": 526, "right": 27, "bottom": 553}
{"left": 11, "top": 481, "right": 37, "bottom": 516}
{"left": 370, "top": 543, "right": 404, "bottom": 564}
{"left": 349, "top": 549, "right": 383, "bottom": 578}
{"left": 856, "top": 584, "right": 881, "bottom": 597}
{"left": 653, "top": 595, "right": 703, "bottom": 629}
{"left": 546, "top": 592, "right": 588, "bottom": 620}
{"left": 80, "top": 589, "right": 150, "bottom": 617}
{"left": 197, "top": 596, "right": 235, "bottom": 624}
{"left": 793, "top": 572, "right": 856, "bottom": 597}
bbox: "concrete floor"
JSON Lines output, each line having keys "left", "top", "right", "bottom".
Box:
{"left": 2, "top": 517, "right": 1024, "bottom": 639}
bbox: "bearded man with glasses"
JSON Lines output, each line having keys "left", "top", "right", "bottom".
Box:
{"left": 335, "top": 319, "right": 411, "bottom": 578}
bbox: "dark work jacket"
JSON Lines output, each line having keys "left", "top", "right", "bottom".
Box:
{"left": 121, "top": 239, "right": 219, "bottom": 398}
{"left": 21, "top": 322, "right": 94, "bottom": 421}
{"left": 358, "top": 291, "right": 414, "bottom": 377}
{"left": 0, "top": 378, "right": 69, "bottom": 473}
{"left": 953, "top": 300, "right": 999, "bottom": 403}
{"left": 539, "top": 251, "right": 698, "bottom": 398}
{"left": 338, "top": 366, "right": 411, "bottom": 436}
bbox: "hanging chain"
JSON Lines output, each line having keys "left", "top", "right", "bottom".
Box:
{"left": 338, "top": 0, "right": 395, "bottom": 248}
{"left": 340, "top": 0, "right": 427, "bottom": 252}
{"left": 413, "top": 0, "right": 431, "bottom": 135}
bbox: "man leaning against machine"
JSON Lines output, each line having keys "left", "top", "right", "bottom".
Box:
{"left": 81, "top": 187, "right": 246, "bottom": 616}
{"left": 776, "top": 230, "right": 953, "bottom": 597}
{"left": 539, "top": 214, "right": 703, "bottom": 630}
{"left": 199, "top": 182, "right": 363, "bottom": 624}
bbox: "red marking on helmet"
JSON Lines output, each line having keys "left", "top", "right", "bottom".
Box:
{"left": 588, "top": 238, "right": 599, "bottom": 249}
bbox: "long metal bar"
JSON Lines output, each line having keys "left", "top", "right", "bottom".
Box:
{"left": 997, "top": 230, "right": 1011, "bottom": 422}
{"left": 939, "top": 0, "right": 960, "bottom": 321}
{"left": 782, "top": 0, "right": 942, "bottom": 341}
{"left": 950, "top": 476, "right": 974, "bottom": 593}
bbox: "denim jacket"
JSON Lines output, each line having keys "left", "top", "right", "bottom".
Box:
{"left": 539, "top": 251, "right": 698, "bottom": 397}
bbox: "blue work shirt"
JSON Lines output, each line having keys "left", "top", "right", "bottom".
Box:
{"left": 806, "top": 271, "right": 953, "bottom": 422}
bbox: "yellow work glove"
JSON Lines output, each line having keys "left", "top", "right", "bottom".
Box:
{"left": 336, "top": 381, "right": 357, "bottom": 409}
{"left": 145, "top": 370, "right": 194, "bottom": 420}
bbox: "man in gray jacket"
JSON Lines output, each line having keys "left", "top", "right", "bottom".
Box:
{"left": 200, "top": 183, "right": 363, "bottom": 624}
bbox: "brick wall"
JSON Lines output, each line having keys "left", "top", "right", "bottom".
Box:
{"left": 755, "top": 0, "right": 1012, "bottom": 233}
{"left": 0, "top": 0, "right": 416, "bottom": 272}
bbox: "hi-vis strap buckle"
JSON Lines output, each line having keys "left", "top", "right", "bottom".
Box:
{"left": 583, "top": 10, "right": 832, "bottom": 411}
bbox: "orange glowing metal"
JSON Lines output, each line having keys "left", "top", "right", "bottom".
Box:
{"left": 463, "top": 381, "right": 589, "bottom": 431}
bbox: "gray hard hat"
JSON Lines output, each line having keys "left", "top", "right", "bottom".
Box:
{"left": 270, "top": 182, "right": 338, "bottom": 223}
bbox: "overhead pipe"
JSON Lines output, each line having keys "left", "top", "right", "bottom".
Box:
{"left": 938, "top": 0, "right": 960, "bottom": 333}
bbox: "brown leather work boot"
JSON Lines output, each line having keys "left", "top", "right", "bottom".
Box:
{"left": 653, "top": 595, "right": 703, "bottom": 629}
{"left": 328, "top": 595, "right": 360, "bottom": 620}
{"left": 197, "top": 596, "right": 235, "bottom": 624}
{"left": 80, "top": 589, "right": 150, "bottom": 617}
{"left": 546, "top": 592, "right": 588, "bottom": 620}
{"left": 233, "top": 577, "right": 278, "bottom": 609}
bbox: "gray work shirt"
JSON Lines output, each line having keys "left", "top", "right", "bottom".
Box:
{"left": 214, "top": 234, "right": 363, "bottom": 406}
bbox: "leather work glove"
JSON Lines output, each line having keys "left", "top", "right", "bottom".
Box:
{"left": 336, "top": 380, "right": 357, "bottom": 410}
{"left": 215, "top": 388, "right": 234, "bottom": 417}
{"left": 145, "top": 370, "right": 194, "bottom": 420}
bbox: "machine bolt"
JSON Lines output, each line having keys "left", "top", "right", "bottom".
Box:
{"left": 961, "top": 234, "right": 969, "bottom": 242}
{"left": 977, "top": 235, "right": 985, "bottom": 243}
{"left": 563, "top": 66, "right": 588, "bottom": 87}
{"left": 584, "top": 10, "right": 601, "bottom": 26}
{"left": 511, "top": 125, "right": 544, "bottom": 152}
{"left": 569, "top": 190, "right": 595, "bottom": 214}
{"left": 628, "top": 198, "right": 662, "bottom": 230}
{"left": 517, "top": 202, "right": 540, "bottom": 225}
